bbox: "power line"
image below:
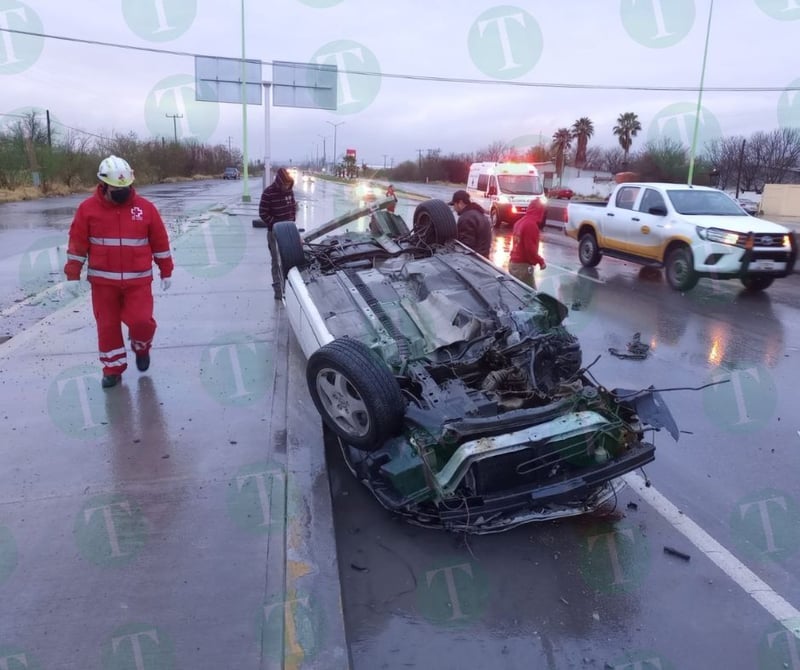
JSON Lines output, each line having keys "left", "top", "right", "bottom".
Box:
{"left": 3, "top": 27, "right": 800, "bottom": 94}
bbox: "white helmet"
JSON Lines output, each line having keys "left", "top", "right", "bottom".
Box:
{"left": 97, "top": 155, "right": 135, "bottom": 187}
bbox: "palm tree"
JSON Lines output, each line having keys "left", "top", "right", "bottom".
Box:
{"left": 551, "top": 128, "right": 572, "bottom": 185}
{"left": 613, "top": 112, "right": 642, "bottom": 168}
{"left": 571, "top": 117, "right": 594, "bottom": 168}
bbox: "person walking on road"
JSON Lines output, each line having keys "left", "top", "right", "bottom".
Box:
{"left": 386, "top": 184, "right": 397, "bottom": 213}
{"left": 259, "top": 167, "right": 297, "bottom": 300}
{"left": 448, "top": 189, "right": 492, "bottom": 257}
{"left": 508, "top": 199, "right": 547, "bottom": 289}
{"left": 64, "top": 155, "right": 174, "bottom": 389}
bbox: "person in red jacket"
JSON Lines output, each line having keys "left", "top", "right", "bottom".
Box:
{"left": 386, "top": 184, "right": 397, "bottom": 213}
{"left": 64, "top": 155, "right": 174, "bottom": 388}
{"left": 508, "top": 199, "right": 547, "bottom": 289}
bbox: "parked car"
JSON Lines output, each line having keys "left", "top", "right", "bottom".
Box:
{"left": 223, "top": 167, "right": 240, "bottom": 180}
{"left": 736, "top": 197, "right": 760, "bottom": 216}
{"left": 565, "top": 182, "right": 797, "bottom": 291}
{"left": 271, "top": 197, "right": 679, "bottom": 533}
{"left": 549, "top": 187, "right": 574, "bottom": 200}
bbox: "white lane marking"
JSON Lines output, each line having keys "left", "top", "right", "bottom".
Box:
{"left": 623, "top": 471, "right": 800, "bottom": 638}
{"left": 543, "top": 263, "right": 607, "bottom": 284}
{"left": 0, "top": 283, "right": 71, "bottom": 318}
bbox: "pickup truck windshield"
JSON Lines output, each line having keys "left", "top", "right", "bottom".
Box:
{"left": 498, "top": 174, "right": 543, "bottom": 196}
{"left": 666, "top": 190, "right": 745, "bottom": 216}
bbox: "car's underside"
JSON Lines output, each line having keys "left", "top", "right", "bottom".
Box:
{"left": 277, "top": 200, "right": 678, "bottom": 533}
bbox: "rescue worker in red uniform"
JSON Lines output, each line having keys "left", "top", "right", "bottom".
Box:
{"left": 386, "top": 184, "right": 397, "bottom": 213}
{"left": 64, "top": 155, "right": 174, "bottom": 389}
{"left": 508, "top": 199, "right": 547, "bottom": 289}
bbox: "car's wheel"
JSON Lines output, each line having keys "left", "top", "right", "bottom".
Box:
{"left": 272, "top": 221, "right": 305, "bottom": 277}
{"left": 413, "top": 199, "right": 458, "bottom": 244}
{"left": 741, "top": 275, "right": 774, "bottom": 291}
{"left": 490, "top": 208, "right": 502, "bottom": 228}
{"left": 307, "top": 338, "right": 405, "bottom": 451}
{"left": 665, "top": 246, "right": 699, "bottom": 291}
{"left": 578, "top": 232, "right": 601, "bottom": 267}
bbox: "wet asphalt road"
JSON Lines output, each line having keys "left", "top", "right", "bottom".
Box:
{"left": 2, "top": 179, "right": 799, "bottom": 669}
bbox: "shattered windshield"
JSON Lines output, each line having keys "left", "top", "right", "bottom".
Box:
{"left": 667, "top": 190, "right": 746, "bottom": 216}
{"left": 498, "top": 174, "right": 544, "bottom": 196}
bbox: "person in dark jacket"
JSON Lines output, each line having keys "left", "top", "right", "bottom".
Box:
{"left": 448, "top": 190, "right": 492, "bottom": 257}
{"left": 259, "top": 167, "right": 297, "bottom": 299}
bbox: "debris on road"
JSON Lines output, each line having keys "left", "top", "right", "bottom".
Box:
{"left": 663, "top": 545, "right": 691, "bottom": 561}
{"left": 609, "top": 332, "right": 650, "bottom": 360}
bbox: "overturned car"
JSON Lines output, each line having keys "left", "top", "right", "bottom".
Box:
{"left": 273, "top": 197, "right": 678, "bottom": 533}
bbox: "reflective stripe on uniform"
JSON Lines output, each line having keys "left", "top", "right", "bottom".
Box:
{"left": 67, "top": 253, "right": 87, "bottom": 262}
{"left": 130, "top": 338, "right": 152, "bottom": 352}
{"left": 89, "top": 237, "right": 149, "bottom": 246}
{"left": 153, "top": 251, "right": 171, "bottom": 259}
{"left": 87, "top": 268, "right": 153, "bottom": 280}
{"left": 99, "top": 347, "right": 127, "bottom": 364}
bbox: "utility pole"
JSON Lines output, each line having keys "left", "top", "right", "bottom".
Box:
{"left": 382, "top": 154, "right": 388, "bottom": 170}
{"left": 326, "top": 120, "right": 345, "bottom": 173}
{"left": 317, "top": 134, "right": 328, "bottom": 170}
{"left": 165, "top": 113, "right": 183, "bottom": 143}
{"left": 416, "top": 149, "right": 424, "bottom": 170}
{"left": 735, "top": 138, "right": 746, "bottom": 199}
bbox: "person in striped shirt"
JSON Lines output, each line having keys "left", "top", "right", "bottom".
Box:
{"left": 258, "top": 167, "right": 297, "bottom": 300}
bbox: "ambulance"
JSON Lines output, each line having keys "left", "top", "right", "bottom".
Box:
{"left": 466, "top": 162, "right": 546, "bottom": 229}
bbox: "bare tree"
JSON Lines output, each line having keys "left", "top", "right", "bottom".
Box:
{"left": 475, "top": 140, "right": 508, "bottom": 162}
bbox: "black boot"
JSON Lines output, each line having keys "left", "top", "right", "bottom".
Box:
{"left": 102, "top": 374, "right": 121, "bottom": 389}
{"left": 136, "top": 352, "right": 150, "bottom": 372}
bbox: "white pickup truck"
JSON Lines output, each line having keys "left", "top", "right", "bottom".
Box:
{"left": 565, "top": 182, "right": 797, "bottom": 291}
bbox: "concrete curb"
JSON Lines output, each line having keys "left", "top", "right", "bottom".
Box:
{"left": 282, "top": 320, "right": 351, "bottom": 669}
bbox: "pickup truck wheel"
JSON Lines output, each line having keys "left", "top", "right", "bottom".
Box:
{"left": 307, "top": 338, "right": 405, "bottom": 451}
{"left": 491, "top": 208, "right": 502, "bottom": 228}
{"left": 413, "top": 199, "right": 458, "bottom": 244}
{"left": 665, "top": 246, "right": 699, "bottom": 291}
{"left": 741, "top": 275, "right": 774, "bottom": 291}
{"left": 578, "top": 232, "right": 601, "bottom": 267}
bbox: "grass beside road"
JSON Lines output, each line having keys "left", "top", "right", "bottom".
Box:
{"left": 0, "top": 173, "right": 239, "bottom": 205}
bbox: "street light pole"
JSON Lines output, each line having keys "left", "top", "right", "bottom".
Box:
{"left": 240, "top": 0, "right": 250, "bottom": 202}
{"left": 687, "top": 0, "right": 714, "bottom": 185}
{"left": 317, "top": 134, "right": 328, "bottom": 171}
{"left": 326, "top": 120, "right": 344, "bottom": 174}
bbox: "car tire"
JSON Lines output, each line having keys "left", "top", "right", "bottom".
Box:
{"left": 490, "top": 208, "right": 502, "bottom": 228}
{"left": 273, "top": 221, "right": 305, "bottom": 277}
{"left": 578, "top": 232, "right": 601, "bottom": 267}
{"left": 306, "top": 337, "right": 405, "bottom": 451}
{"left": 665, "top": 246, "right": 699, "bottom": 291}
{"left": 741, "top": 275, "right": 774, "bottom": 291}
{"left": 413, "top": 199, "right": 458, "bottom": 244}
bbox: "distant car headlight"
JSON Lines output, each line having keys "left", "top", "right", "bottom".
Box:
{"left": 696, "top": 226, "right": 741, "bottom": 246}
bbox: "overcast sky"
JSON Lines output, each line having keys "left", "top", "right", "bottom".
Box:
{"left": 2, "top": 0, "right": 799, "bottom": 168}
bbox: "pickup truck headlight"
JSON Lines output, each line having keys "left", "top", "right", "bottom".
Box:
{"left": 696, "top": 226, "right": 741, "bottom": 246}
